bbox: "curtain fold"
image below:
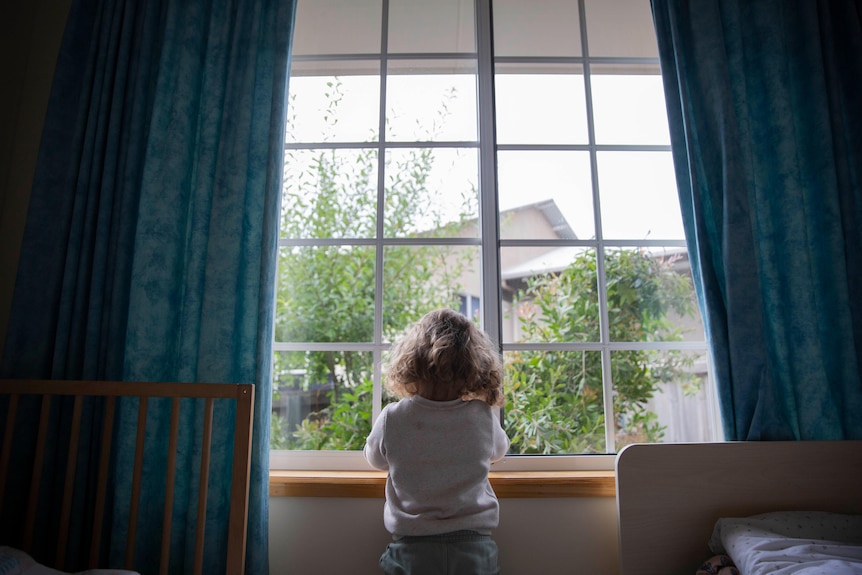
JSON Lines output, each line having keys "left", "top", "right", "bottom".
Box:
{"left": 651, "top": 0, "right": 862, "bottom": 440}
{"left": 1, "top": 0, "right": 295, "bottom": 572}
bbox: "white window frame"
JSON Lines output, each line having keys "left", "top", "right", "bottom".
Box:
{"left": 271, "top": 0, "right": 721, "bottom": 472}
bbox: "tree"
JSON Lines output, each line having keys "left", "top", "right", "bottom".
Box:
{"left": 504, "top": 248, "right": 699, "bottom": 454}
{"left": 273, "top": 79, "right": 473, "bottom": 449}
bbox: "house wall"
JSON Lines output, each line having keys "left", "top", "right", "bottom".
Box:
{"left": 452, "top": 207, "right": 563, "bottom": 342}
{"left": 2, "top": 5, "right": 623, "bottom": 575}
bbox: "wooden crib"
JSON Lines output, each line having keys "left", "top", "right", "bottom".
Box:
{"left": 0, "top": 379, "right": 254, "bottom": 575}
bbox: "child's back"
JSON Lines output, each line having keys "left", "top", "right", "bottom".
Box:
{"left": 365, "top": 395, "right": 509, "bottom": 537}
{"left": 364, "top": 309, "right": 509, "bottom": 575}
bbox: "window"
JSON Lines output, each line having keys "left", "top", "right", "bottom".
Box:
{"left": 272, "top": 0, "right": 719, "bottom": 469}
{"left": 458, "top": 294, "right": 481, "bottom": 322}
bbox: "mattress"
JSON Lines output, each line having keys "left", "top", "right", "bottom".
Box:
{"left": 701, "top": 511, "right": 862, "bottom": 575}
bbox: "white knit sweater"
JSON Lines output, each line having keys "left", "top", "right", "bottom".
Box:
{"left": 364, "top": 396, "right": 510, "bottom": 538}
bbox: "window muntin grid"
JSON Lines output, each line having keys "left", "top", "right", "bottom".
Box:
{"left": 273, "top": 0, "right": 717, "bottom": 465}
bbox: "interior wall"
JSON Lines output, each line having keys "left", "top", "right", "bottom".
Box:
{"left": 0, "top": 0, "right": 71, "bottom": 351}
{"left": 269, "top": 496, "right": 621, "bottom": 575}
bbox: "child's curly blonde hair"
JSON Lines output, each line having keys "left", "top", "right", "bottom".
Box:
{"left": 383, "top": 308, "right": 504, "bottom": 407}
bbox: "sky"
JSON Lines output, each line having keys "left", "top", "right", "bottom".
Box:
{"left": 285, "top": 72, "right": 685, "bottom": 242}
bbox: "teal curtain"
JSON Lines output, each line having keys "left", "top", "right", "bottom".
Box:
{"left": 1, "top": 0, "right": 295, "bottom": 572}
{"left": 651, "top": 0, "right": 862, "bottom": 440}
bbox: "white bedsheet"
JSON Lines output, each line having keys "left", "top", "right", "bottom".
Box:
{"left": 0, "top": 547, "right": 139, "bottom": 575}
{"left": 709, "top": 511, "right": 862, "bottom": 575}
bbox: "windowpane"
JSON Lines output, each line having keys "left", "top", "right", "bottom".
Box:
{"left": 584, "top": 0, "right": 659, "bottom": 58}
{"left": 494, "top": 70, "right": 588, "bottom": 145}
{"left": 275, "top": 0, "right": 717, "bottom": 460}
{"left": 613, "top": 350, "right": 713, "bottom": 451}
{"left": 275, "top": 246, "right": 376, "bottom": 342}
{"left": 504, "top": 350, "right": 606, "bottom": 454}
{"left": 383, "top": 245, "right": 481, "bottom": 341}
{"left": 385, "top": 65, "right": 478, "bottom": 142}
{"left": 291, "top": 0, "right": 382, "bottom": 56}
{"left": 493, "top": 0, "right": 581, "bottom": 57}
{"left": 502, "top": 247, "right": 600, "bottom": 344}
{"left": 286, "top": 75, "right": 380, "bottom": 143}
{"left": 591, "top": 73, "right": 671, "bottom": 145}
{"left": 281, "top": 149, "right": 378, "bottom": 239}
{"left": 272, "top": 351, "right": 375, "bottom": 450}
{"left": 388, "top": 0, "right": 475, "bottom": 53}
{"left": 603, "top": 247, "right": 700, "bottom": 343}
{"left": 384, "top": 148, "right": 478, "bottom": 238}
{"left": 497, "top": 151, "right": 594, "bottom": 240}
{"left": 597, "top": 151, "right": 685, "bottom": 240}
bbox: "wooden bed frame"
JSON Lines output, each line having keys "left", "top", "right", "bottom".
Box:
{"left": 615, "top": 440, "right": 862, "bottom": 575}
{"left": 0, "top": 379, "right": 255, "bottom": 575}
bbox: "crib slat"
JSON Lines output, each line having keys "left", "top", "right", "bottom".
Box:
{"left": 90, "top": 396, "right": 115, "bottom": 567}
{"left": 226, "top": 384, "right": 254, "bottom": 575}
{"left": 160, "top": 397, "right": 181, "bottom": 575}
{"left": 125, "top": 397, "right": 148, "bottom": 569}
{"left": 193, "top": 398, "right": 214, "bottom": 575}
{"left": 0, "top": 380, "right": 254, "bottom": 575}
{"left": 56, "top": 395, "right": 84, "bottom": 566}
{"left": 0, "top": 393, "right": 19, "bottom": 516}
{"left": 23, "top": 395, "right": 52, "bottom": 552}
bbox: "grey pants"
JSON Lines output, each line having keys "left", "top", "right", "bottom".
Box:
{"left": 379, "top": 531, "right": 500, "bottom": 575}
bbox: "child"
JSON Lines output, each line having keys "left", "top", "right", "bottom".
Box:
{"left": 364, "top": 308, "right": 510, "bottom": 575}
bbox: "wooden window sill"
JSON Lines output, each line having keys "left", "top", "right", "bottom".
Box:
{"left": 269, "top": 470, "right": 616, "bottom": 498}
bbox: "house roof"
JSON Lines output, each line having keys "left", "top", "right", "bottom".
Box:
{"left": 502, "top": 199, "right": 577, "bottom": 240}
{"left": 502, "top": 246, "right": 583, "bottom": 280}
{"left": 502, "top": 245, "right": 689, "bottom": 282}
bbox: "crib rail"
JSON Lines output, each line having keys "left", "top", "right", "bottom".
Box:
{"left": 0, "top": 379, "right": 254, "bottom": 575}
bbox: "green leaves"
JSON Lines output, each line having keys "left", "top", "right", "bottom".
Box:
{"left": 504, "top": 248, "right": 699, "bottom": 454}
{"left": 274, "top": 77, "right": 472, "bottom": 450}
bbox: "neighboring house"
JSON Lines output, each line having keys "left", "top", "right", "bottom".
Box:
{"left": 459, "top": 199, "right": 714, "bottom": 443}
{"left": 453, "top": 198, "right": 578, "bottom": 342}
{"left": 458, "top": 199, "right": 705, "bottom": 342}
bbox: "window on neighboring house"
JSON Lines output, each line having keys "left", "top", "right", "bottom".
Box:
{"left": 272, "top": 0, "right": 719, "bottom": 467}
{"left": 458, "top": 294, "right": 481, "bottom": 322}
